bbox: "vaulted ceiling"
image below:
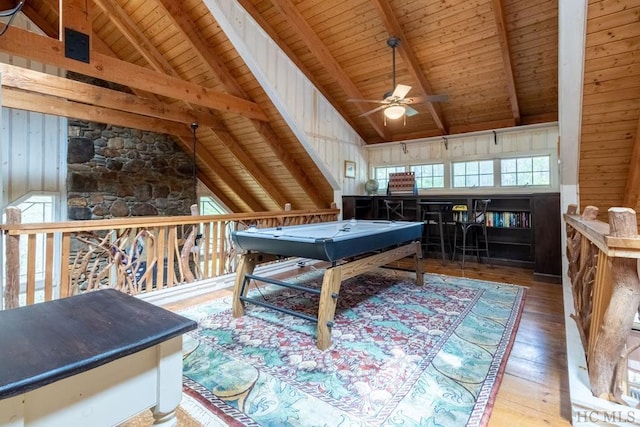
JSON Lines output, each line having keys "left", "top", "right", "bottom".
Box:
{"left": 0, "top": 0, "right": 560, "bottom": 212}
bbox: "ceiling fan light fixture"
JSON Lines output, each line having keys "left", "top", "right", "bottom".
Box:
{"left": 384, "top": 105, "right": 405, "bottom": 120}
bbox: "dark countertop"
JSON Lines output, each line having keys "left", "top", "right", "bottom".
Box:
{"left": 0, "top": 289, "right": 196, "bottom": 399}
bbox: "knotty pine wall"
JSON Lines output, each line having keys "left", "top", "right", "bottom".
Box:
{"left": 579, "top": 0, "right": 640, "bottom": 220}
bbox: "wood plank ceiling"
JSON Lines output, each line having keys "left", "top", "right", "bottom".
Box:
{"left": 580, "top": 0, "right": 640, "bottom": 220}
{"left": 0, "top": 0, "right": 560, "bottom": 213}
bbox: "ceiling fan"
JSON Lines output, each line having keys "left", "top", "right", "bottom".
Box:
{"left": 348, "top": 36, "right": 447, "bottom": 122}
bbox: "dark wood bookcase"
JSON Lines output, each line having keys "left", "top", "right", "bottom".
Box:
{"left": 342, "top": 193, "right": 561, "bottom": 281}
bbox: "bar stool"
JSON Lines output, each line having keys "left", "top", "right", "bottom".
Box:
{"left": 384, "top": 199, "right": 405, "bottom": 220}
{"left": 419, "top": 201, "right": 452, "bottom": 264}
{"left": 451, "top": 199, "right": 492, "bottom": 269}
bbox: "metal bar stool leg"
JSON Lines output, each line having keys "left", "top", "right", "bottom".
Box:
{"left": 451, "top": 223, "right": 458, "bottom": 262}
{"left": 437, "top": 211, "right": 446, "bottom": 264}
{"left": 483, "top": 225, "right": 492, "bottom": 266}
{"left": 461, "top": 225, "right": 467, "bottom": 269}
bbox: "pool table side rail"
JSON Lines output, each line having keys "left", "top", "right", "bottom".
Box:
{"left": 232, "top": 221, "right": 424, "bottom": 262}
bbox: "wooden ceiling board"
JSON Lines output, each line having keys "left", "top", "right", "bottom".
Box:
{"left": 579, "top": 1, "right": 639, "bottom": 215}
{"left": 203, "top": 22, "right": 334, "bottom": 207}
{"left": 401, "top": 4, "right": 494, "bottom": 38}
{"left": 5, "top": 0, "right": 564, "bottom": 212}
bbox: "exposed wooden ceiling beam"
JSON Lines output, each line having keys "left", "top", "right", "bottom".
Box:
{"left": 236, "top": 0, "right": 365, "bottom": 140}
{"left": 88, "top": 27, "right": 265, "bottom": 212}
{"left": 622, "top": 114, "right": 640, "bottom": 208}
{"left": 91, "top": 0, "right": 286, "bottom": 210}
{"left": 387, "top": 129, "right": 450, "bottom": 143}
{"left": 368, "top": 0, "right": 448, "bottom": 134}
{"left": 3, "top": 87, "right": 194, "bottom": 138}
{"left": 91, "top": 0, "right": 174, "bottom": 76}
{"left": 0, "top": 63, "right": 226, "bottom": 130}
{"left": 19, "top": 2, "right": 59, "bottom": 38}
{"left": 184, "top": 136, "right": 265, "bottom": 212}
{"left": 0, "top": 27, "right": 268, "bottom": 122}
{"left": 449, "top": 118, "right": 517, "bottom": 135}
{"left": 196, "top": 174, "right": 243, "bottom": 213}
{"left": 490, "top": 0, "right": 521, "bottom": 125}
{"left": 62, "top": 0, "right": 91, "bottom": 36}
{"left": 268, "top": 0, "right": 389, "bottom": 140}
{"left": 157, "top": 0, "right": 329, "bottom": 209}
{"left": 156, "top": 0, "right": 245, "bottom": 98}
{"left": 521, "top": 112, "right": 558, "bottom": 125}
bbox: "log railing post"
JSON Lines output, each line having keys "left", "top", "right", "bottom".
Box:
{"left": 4, "top": 207, "right": 21, "bottom": 309}
{"left": 589, "top": 207, "right": 640, "bottom": 401}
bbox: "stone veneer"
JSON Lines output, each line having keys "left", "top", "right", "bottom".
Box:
{"left": 67, "top": 119, "right": 195, "bottom": 220}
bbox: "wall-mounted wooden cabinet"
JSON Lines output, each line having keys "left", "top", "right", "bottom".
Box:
{"left": 342, "top": 193, "right": 561, "bottom": 281}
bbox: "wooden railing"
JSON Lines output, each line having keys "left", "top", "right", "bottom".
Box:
{"left": 1, "top": 207, "right": 339, "bottom": 309}
{"left": 564, "top": 204, "right": 640, "bottom": 404}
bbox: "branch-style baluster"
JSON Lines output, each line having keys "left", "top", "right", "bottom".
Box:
{"left": 566, "top": 205, "right": 599, "bottom": 351}
{"left": 1, "top": 207, "right": 340, "bottom": 306}
{"left": 589, "top": 208, "right": 640, "bottom": 400}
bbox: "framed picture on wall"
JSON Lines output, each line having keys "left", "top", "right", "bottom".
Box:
{"left": 344, "top": 160, "right": 356, "bottom": 178}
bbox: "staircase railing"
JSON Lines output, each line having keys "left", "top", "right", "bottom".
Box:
{"left": 1, "top": 207, "right": 339, "bottom": 309}
{"left": 564, "top": 204, "right": 640, "bottom": 404}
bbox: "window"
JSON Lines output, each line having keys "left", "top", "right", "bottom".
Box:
{"left": 14, "top": 195, "right": 54, "bottom": 286}
{"left": 410, "top": 163, "right": 444, "bottom": 189}
{"left": 501, "top": 156, "right": 550, "bottom": 187}
{"left": 452, "top": 160, "right": 494, "bottom": 188}
{"left": 2, "top": 194, "right": 56, "bottom": 307}
{"left": 199, "top": 196, "right": 229, "bottom": 215}
{"left": 374, "top": 166, "right": 405, "bottom": 193}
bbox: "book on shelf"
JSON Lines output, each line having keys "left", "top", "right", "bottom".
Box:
{"left": 485, "top": 211, "right": 530, "bottom": 228}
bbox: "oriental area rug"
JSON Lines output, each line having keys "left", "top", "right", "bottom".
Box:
{"left": 178, "top": 269, "right": 526, "bottom": 427}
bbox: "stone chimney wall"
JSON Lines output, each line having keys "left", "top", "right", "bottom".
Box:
{"left": 67, "top": 120, "right": 195, "bottom": 220}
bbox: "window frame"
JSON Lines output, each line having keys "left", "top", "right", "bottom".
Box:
{"left": 410, "top": 163, "right": 445, "bottom": 190}
{"left": 500, "top": 155, "right": 552, "bottom": 188}
{"left": 451, "top": 159, "right": 495, "bottom": 189}
{"left": 373, "top": 165, "right": 407, "bottom": 194}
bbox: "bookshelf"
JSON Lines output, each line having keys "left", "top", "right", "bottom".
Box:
{"left": 341, "top": 193, "right": 561, "bottom": 281}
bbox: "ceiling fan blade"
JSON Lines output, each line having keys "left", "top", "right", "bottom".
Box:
{"left": 405, "top": 106, "right": 419, "bottom": 117}
{"left": 392, "top": 84, "right": 412, "bottom": 99}
{"left": 347, "top": 98, "right": 387, "bottom": 104}
{"left": 358, "top": 105, "right": 387, "bottom": 117}
{"left": 405, "top": 94, "right": 449, "bottom": 104}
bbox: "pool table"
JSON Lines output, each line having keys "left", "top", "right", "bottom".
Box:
{"left": 231, "top": 220, "right": 424, "bottom": 350}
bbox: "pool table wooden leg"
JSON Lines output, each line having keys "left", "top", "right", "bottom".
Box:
{"left": 232, "top": 253, "right": 257, "bottom": 317}
{"left": 317, "top": 266, "right": 342, "bottom": 350}
{"left": 414, "top": 240, "right": 424, "bottom": 285}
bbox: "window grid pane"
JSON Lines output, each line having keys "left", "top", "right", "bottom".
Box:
{"left": 374, "top": 166, "right": 406, "bottom": 192}
{"left": 501, "top": 155, "right": 550, "bottom": 187}
{"left": 452, "top": 160, "right": 494, "bottom": 188}
{"left": 410, "top": 163, "right": 444, "bottom": 189}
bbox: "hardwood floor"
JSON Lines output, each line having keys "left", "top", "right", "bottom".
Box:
{"left": 423, "top": 260, "right": 573, "bottom": 426}
{"left": 160, "top": 258, "right": 573, "bottom": 426}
